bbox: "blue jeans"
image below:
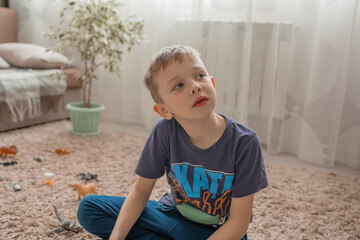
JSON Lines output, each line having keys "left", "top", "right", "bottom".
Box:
{"left": 77, "top": 195, "right": 248, "bottom": 240}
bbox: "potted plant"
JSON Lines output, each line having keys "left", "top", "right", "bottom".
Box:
{"left": 44, "top": 0, "right": 145, "bottom": 135}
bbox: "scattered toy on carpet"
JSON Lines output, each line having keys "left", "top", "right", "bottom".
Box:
{"left": 0, "top": 145, "right": 17, "bottom": 159}
{"left": 45, "top": 148, "right": 75, "bottom": 155}
{"left": 9, "top": 181, "right": 21, "bottom": 192}
{"left": 0, "top": 160, "right": 17, "bottom": 166}
{"left": 49, "top": 200, "right": 83, "bottom": 236}
{"left": 70, "top": 182, "right": 98, "bottom": 200}
{"left": 33, "top": 156, "right": 44, "bottom": 162}
{"left": 75, "top": 172, "right": 99, "bottom": 183}
{"left": 42, "top": 168, "right": 55, "bottom": 186}
{"left": 46, "top": 179, "right": 54, "bottom": 186}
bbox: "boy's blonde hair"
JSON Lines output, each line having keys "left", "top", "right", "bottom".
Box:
{"left": 143, "top": 45, "right": 201, "bottom": 103}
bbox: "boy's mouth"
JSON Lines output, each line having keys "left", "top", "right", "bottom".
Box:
{"left": 193, "top": 96, "right": 208, "bottom": 107}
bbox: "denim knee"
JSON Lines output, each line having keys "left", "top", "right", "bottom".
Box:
{"left": 77, "top": 195, "right": 97, "bottom": 228}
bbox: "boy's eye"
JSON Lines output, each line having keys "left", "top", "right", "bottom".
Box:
{"left": 173, "top": 83, "right": 183, "bottom": 90}
{"left": 196, "top": 74, "right": 205, "bottom": 79}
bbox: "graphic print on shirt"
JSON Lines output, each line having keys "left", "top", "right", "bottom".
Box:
{"left": 169, "top": 162, "right": 234, "bottom": 225}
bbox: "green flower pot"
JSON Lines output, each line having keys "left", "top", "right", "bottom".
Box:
{"left": 66, "top": 102, "right": 105, "bottom": 136}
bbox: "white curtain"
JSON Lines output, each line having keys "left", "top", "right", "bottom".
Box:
{"left": 10, "top": 0, "right": 360, "bottom": 170}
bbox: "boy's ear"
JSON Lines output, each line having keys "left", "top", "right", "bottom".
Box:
{"left": 210, "top": 76, "right": 215, "bottom": 88}
{"left": 153, "top": 104, "right": 173, "bottom": 120}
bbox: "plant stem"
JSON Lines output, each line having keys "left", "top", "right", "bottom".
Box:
{"left": 84, "top": 57, "right": 88, "bottom": 107}
{"left": 87, "top": 65, "right": 93, "bottom": 108}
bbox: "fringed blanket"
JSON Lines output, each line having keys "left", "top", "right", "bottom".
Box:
{"left": 0, "top": 68, "right": 66, "bottom": 122}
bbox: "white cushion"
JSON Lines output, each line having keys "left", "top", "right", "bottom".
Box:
{"left": 0, "top": 43, "right": 73, "bottom": 69}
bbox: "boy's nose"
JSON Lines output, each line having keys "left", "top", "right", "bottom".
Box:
{"left": 191, "top": 82, "right": 202, "bottom": 95}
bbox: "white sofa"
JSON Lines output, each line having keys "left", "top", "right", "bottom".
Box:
{"left": 0, "top": 7, "right": 82, "bottom": 132}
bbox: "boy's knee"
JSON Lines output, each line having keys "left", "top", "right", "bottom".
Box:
{"left": 77, "top": 195, "right": 98, "bottom": 227}
{"left": 78, "top": 195, "right": 97, "bottom": 211}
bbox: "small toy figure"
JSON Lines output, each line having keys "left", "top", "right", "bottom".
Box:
{"left": 0, "top": 145, "right": 17, "bottom": 159}
{"left": 75, "top": 172, "right": 99, "bottom": 183}
{"left": 49, "top": 200, "right": 83, "bottom": 236}
{"left": 33, "top": 156, "right": 44, "bottom": 162}
{"left": 48, "top": 148, "right": 75, "bottom": 155}
{"left": 42, "top": 168, "right": 55, "bottom": 186}
{"left": 46, "top": 179, "right": 54, "bottom": 186}
{"left": 9, "top": 181, "right": 21, "bottom": 192}
{"left": 70, "top": 182, "right": 98, "bottom": 200}
{"left": 0, "top": 161, "right": 17, "bottom": 166}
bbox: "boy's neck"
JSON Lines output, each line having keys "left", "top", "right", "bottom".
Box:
{"left": 176, "top": 112, "right": 226, "bottom": 150}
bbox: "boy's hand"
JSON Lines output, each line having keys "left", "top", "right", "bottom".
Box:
{"left": 109, "top": 176, "right": 157, "bottom": 240}
{"left": 208, "top": 194, "right": 254, "bottom": 240}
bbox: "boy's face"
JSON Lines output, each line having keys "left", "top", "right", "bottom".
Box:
{"left": 153, "top": 54, "right": 216, "bottom": 121}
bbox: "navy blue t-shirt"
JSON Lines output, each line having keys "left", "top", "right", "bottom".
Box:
{"left": 135, "top": 115, "right": 268, "bottom": 226}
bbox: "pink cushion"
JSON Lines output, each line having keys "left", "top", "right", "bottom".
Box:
{"left": 0, "top": 43, "right": 73, "bottom": 69}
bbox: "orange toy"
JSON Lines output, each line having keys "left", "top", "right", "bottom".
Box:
{"left": 46, "top": 148, "right": 75, "bottom": 155}
{"left": 0, "top": 146, "right": 17, "bottom": 159}
{"left": 70, "top": 182, "right": 98, "bottom": 200}
{"left": 45, "top": 180, "right": 54, "bottom": 186}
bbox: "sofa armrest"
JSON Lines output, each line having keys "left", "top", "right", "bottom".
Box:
{"left": 0, "top": 7, "right": 17, "bottom": 43}
{"left": 62, "top": 68, "right": 83, "bottom": 89}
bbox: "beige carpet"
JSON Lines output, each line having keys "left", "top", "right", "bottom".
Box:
{"left": 0, "top": 120, "right": 359, "bottom": 240}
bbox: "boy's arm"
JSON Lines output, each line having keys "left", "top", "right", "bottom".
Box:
{"left": 109, "top": 176, "right": 157, "bottom": 240}
{"left": 208, "top": 194, "right": 254, "bottom": 240}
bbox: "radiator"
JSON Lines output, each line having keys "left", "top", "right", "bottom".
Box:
{"left": 176, "top": 19, "right": 298, "bottom": 122}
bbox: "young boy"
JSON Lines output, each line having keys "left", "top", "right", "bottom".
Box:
{"left": 77, "top": 45, "right": 268, "bottom": 240}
